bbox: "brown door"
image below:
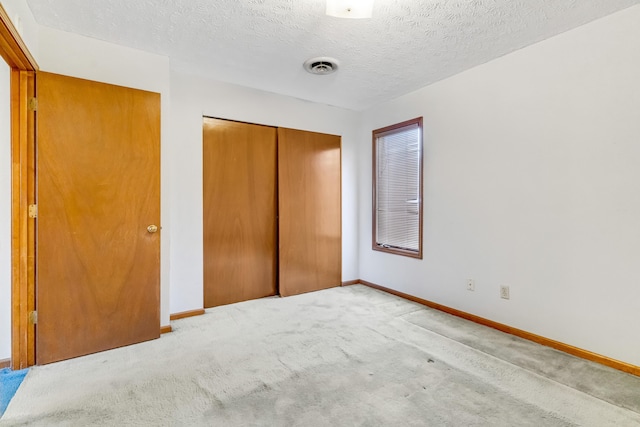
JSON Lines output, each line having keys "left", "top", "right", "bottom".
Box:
{"left": 36, "top": 72, "right": 161, "bottom": 364}
{"left": 278, "top": 128, "right": 341, "bottom": 296}
{"left": 203, "top": 118, "right": 277, "bottom": 307}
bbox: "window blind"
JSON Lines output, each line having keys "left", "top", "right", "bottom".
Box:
{"left": 374, "top": 122, "right": 421, "bottom": 254}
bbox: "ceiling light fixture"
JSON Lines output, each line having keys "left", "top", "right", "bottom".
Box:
{"left": 326, "top": 0, "right": 374, "bottom": 19}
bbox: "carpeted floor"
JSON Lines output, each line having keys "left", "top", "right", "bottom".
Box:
{"left": 1, "top": 285, "right": 639, "bottom": 426}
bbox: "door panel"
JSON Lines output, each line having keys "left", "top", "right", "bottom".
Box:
{"left": 278, "top": 128, "right": 341, "bottom": 297}
{"left": 203, "top": 118, "right": 277, "bottom": 307}
{"left": 36, "top": 72, "right": 161, "bottom": 364}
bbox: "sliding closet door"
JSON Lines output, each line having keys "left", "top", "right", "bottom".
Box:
{"left": 278, "top": 128, "right": 341, "bottom": 297}
{"left": 203, "top": 118, "right": 278, "bottom": 307}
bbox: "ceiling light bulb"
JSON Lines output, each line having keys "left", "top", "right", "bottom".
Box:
{"left": 326, "top": 0, "right": 374, "bottom": 19}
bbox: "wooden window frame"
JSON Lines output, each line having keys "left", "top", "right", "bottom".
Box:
{"left": 372, "top": 117, "right": 423, "bottom": 259}
{"left": 0, "top": 4, "right": 38, "bottom": 369}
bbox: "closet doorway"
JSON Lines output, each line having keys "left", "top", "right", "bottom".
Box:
{"left": 202, "top": 118, "right": 341, "bottom": 307}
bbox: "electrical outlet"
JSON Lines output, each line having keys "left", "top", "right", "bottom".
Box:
{"left": 500, "top": 286, "right": 510, "bottom": 300}
{"left": 467, "top": 279, "right": 475, "bottom": 291}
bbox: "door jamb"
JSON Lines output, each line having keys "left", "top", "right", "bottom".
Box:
{"left": 0, "top": 5, "right": 38, "bottom": 369}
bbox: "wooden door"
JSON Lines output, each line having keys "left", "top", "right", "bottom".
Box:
{"left": 36, "top": 72, "right": 161, "bottom": 364}
{"left": 278, "top": 128, "right": 341, "bottom": 296}
{"left": 203, "top": 118, "right": 277, "bottom": 307}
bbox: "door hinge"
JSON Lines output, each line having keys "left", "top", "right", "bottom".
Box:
{"left": 28, "top": 97, "right": 38, "bottom": 111}
{"left": 29, "top": 311, "right": 37, "bottom": 325}
{"left": 28, "top": 204, "right": 37, "bottom": 218}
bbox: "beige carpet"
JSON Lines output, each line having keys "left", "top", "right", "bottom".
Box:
{"left": 2, "top": 285, "right": 639, "bottom": 426}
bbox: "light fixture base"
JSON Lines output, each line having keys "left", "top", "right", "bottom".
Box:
{"left": 326, "top": 0, "right": 374, "bottom": 19}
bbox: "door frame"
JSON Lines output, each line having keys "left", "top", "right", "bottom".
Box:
{"left": 0, "top": 5, "right": 38, "bottom": 369}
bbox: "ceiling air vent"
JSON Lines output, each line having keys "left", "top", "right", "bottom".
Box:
{"left": 304, "top": 57, "right": 339, "bottom": 75}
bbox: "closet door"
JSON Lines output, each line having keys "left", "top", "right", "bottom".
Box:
{"left": 278, "top": 128, "right": 341, "bottom": 296}
{"left": 203, "top": 118, "right": 277, "bottom": 307}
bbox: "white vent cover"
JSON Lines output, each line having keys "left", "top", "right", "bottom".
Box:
{"left": 303, "top": 57, "right": 339, "bottom": 75}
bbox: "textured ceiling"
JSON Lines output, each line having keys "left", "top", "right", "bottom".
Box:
{"left": 26, "top": 0, "right": 640, "bottom": 110}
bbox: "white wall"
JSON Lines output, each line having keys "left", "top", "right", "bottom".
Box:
{"left": 359, "top": 5, "right": 640, "bottom": 366}
{"left": 36, "top": 26, "right": 173, "bottom": 328}
{"left": 0, "top": 56, "right": 10, "bottom": 360}
{"left": 169, "top": 70, "right": 360, "bottom": 314}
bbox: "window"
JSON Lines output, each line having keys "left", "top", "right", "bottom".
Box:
{"left": 372, "top": 117, "right": 423, "bottom": 259}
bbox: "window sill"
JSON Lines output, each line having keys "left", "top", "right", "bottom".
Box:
{"left": 372, "top": 244, "right": 422, "bottom": 259}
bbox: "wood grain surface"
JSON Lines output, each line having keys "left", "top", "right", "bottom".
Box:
{"left": 170, "top": 309, "right": 206, "bottom": 321}
{"left": 3, "top": 2, "right": 37, "bottom": 369}
{"left": 36, "top": 72, "right": 161, "bottom": 364}
{"left": 11, "top": 69, "right": 35, "bottom": 369}
{"left": 203, "top": 118, "right": 278, "bottom": 307}
{"left": 278, "top": 128, "right": 341, "bottom": 297}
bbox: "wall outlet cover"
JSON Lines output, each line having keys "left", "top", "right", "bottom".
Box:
{"left": 500, "top": 285, "right": 510, "bottom": 300}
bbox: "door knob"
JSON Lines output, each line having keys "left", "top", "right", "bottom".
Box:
{"left": 147, "top": 225, "right": 159, "bottom": 233}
